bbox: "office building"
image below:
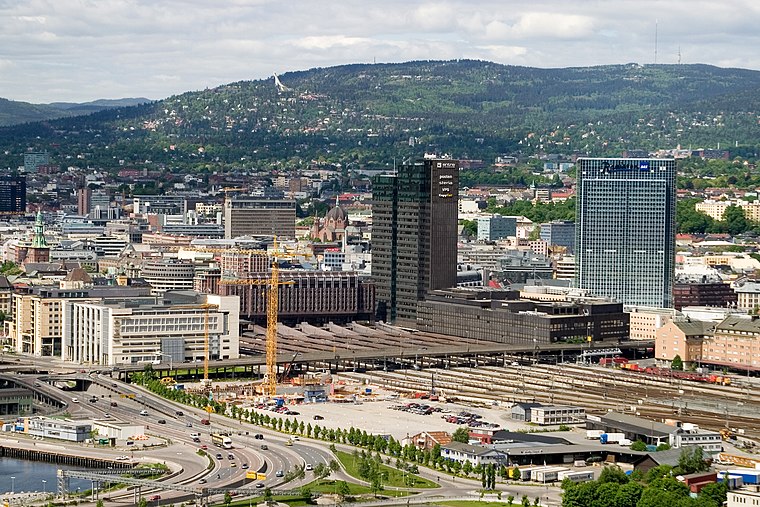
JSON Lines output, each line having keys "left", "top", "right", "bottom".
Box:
{"left": 142, "top": 259, "right": 195, "bottom": 295}
{"left": 133, "top": 195, "right": 187, "bottom": 215}
{"left": 540, "top": 221, "right": 575, "bottom": 253}
{"left": 218, "top": 270, "right": 375, "bottom": 324}
{"left": 416, "top": 288, "right": 629, "bottom": 346}
{"left": 23, "top": 152, "right": 49, "bottom": 173}
{"left": 372, "top": 158, "right": 459, "bottom": 323}
{"left": 62, "top": 292, "right": 239, "bottom": 365}
{"left": 0, "top": 176, "right": 26, "bottom": 215}
{"left": 224, "top": 197, "right": 296, "bottom": 239}
{"left": 673, "top": 275, "right": 736, "bottom": 310}
{"left": 575, "top": 158, "right": 676, "bottom": 307}
{"left": 477, "top": 215, "right": 516, "bottom": 241}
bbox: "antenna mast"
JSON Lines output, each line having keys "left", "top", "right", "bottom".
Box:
{"left": 654, "top": 20, "right": 658, "bottom": 64}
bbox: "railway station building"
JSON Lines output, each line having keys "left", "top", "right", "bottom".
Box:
{"left": 415, "top": 288, "right": 629, "bottom": 345}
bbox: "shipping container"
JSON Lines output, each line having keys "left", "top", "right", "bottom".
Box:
{"left": 532, "top": 467, "right": 569, "bottom": 483}
{"left": 558, "top": 471, "right": 594, "bottom": 483}
{"left": 717, "top": 474, "right": 744, "bottom": 489}
{"left": 586, "top": 430, "right": 604, "bottom": 440}
{"left": 727, "top": 470, "right": 760, "bottom": 485}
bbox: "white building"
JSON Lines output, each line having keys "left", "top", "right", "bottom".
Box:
{"left": 669, "top": 424, "right": 722, "bottom": 454}
{"left": 530, "top": 405, "right": 586, "bottom": 426}
{"left": 727, "top": 488, "right": 760, "bottom": 507}
{"left": 62, "top": 292, "right": 239, "bottom": 365}
{"left": 441, "top": 442, "right": 509, "bottom": 467}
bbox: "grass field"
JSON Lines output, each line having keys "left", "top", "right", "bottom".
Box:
{"left": 334, "top": 450, "right": 439, "bottom": 489}
{"left": 308, "top": 479, "right": 410, "bottom": 497}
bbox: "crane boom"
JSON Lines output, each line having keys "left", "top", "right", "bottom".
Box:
{"left": 266, "top": 258, "right": 279, "bottom": 396}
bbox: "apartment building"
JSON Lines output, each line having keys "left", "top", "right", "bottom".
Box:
{"left": 703, "top": 315, "right": 760, "bottom": 371}
{"left": 654, "top": 319, "right": 713, "bottom": 367}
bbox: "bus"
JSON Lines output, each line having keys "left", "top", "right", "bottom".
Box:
{"left": 211, "top": 433, "right": 233, "bottom": 449}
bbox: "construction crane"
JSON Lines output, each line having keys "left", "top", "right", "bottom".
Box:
{"left": 171, "top": 303, "right": 218, "bottom": 391}
{"left": 219, "top": 238, "right": 295, "bottom": 396}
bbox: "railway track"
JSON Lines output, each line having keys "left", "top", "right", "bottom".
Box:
{"left": 341, "top": 362, "right": 760, "bottom": 442}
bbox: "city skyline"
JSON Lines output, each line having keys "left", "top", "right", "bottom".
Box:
{"left": 2, "top": 0, "right": 760, "bottom": 102}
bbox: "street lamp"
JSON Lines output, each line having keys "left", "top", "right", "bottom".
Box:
{"left": 157, "top": 352, "right": 173, "bottom": 372}
{"left": 10, "top": 476, "right": 15, "bottom": 493}
{"left": 42, "top": 479, "right": 46, "bottom": 494}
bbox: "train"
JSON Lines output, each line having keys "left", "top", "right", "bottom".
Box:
{"left": 619, "top": 362, "right": 731, "bottom": 385}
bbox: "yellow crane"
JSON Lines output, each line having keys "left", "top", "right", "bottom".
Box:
{"left": 219, "top": 238, "right": 295, "bottom": 396}
{"left": 171, "top": 302, "right": 218, "bottom": 391}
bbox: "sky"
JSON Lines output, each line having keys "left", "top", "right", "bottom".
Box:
{"left": 2, "top": 0, "right": 760, "bottom": 103}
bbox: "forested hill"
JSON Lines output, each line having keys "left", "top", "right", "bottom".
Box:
{"left": 2, "top": 60, "right": 760, "bottom": 171}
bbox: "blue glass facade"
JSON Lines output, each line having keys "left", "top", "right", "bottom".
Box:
{"left": 575, "top": 158, "right": 676, "bottom": 307}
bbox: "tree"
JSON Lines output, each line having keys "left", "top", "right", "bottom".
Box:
{"left": 630, "top": 440, "right": 648, "bottom": 451}
{"left": 722, "top": 205, "right": 750, "bottom": 235}
{"left": 598, "top": 465, "right": 629, "bottom": 484}
{"left": 462, "top": 460, "right": 473, "bottom": 476}
{"left": 96, "top": 501, "right": 105, "bottom": 507}
{"left": 656, "top": 442, "right": 671, "bottom": 451}
{"left": 451, "top": 426, "right": 470, "bottom": 443}
{"left": 224, "top": 491, "right": 232, "bottom": 506}
{"left": 521, "top": 494, "right": 531, "bottom": 507}
{"left": 700, "top": 481, "right": 728, "bottom": 506}
{"left": 337, "top": 480, "right": 351, "bottom": 499}
{"left": 678, "top": 446, "right": 708, "bottom": 474}
{"left": 137, "top": 498, "right": 148, "bottom": 507}
{"left": 671, "top": 354, "right": 684, "bottom": 371}
{"left": 511, "top": 467, "right": 521, "bottom": 480}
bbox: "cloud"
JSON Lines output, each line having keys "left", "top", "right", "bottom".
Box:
{"left": 0, "top": 0, "right": 759, "bottom": 102}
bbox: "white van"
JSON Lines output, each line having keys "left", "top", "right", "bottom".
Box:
{"left": 71, "top": 397, "right": 79, "bottom": 403}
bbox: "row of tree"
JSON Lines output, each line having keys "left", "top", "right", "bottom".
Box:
{"left": 562, "top": 448, "right": 724, "bottom": 507}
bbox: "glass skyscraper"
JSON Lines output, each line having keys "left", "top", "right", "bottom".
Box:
{"left": 372, "top": 159, "right": 459, "bottom": 323}
{"left": 575, "top": 158, "right": 676, "bottom": 308}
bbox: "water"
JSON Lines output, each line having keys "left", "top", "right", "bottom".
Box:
{"left": 0, "top": 457, "right": 92, "bottom": 494}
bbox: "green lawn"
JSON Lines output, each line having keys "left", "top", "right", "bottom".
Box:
{"left": 308, "top": 479, "right": 409, "bottom": 497}
{"left": 224, "top": 494, "right": 310, "bottom": 507}
{"left": 334, "top": 450, "right": 439, "bottom": 489}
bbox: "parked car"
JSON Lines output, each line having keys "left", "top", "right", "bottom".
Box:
{"left": 313, "top": 415, "right": 324, "bottom": 420}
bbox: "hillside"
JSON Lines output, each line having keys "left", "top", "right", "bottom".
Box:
{"left": 0, "top": 97, "right": 151, "bottom": 127}
{"left": 1, "top": 60, "right": 760, "bottom": 172}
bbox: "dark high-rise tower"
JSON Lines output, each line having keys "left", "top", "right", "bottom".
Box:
{"left": 575, "top": 158, "right": 676, "bottom": 307}
{"left": 0, "top": 176, "right": 26, "bottom": 215}
{"left": 372, "top": 158, "right": 459, "bottom": 323}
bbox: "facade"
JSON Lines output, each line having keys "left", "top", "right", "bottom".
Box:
{"left": 224, "top": 197, "right": 296, "bottom": 239}
{"left": 511, "top": 403, "right": 542, "bottom": 422}
{"left": 219, "top": 270, "right": 375, "bottom": 324}
{"left": 0, "top": 176, "right": 26, "bottom": 215}
{"left": 0, "top": 388, "right": 33, "bottom": 416}
{"left": 23, "top": 152, "right": 49, "bottom": 173}
{"left": 575, "top": 158, "right": 676, "bottom": 307}
{"left": 531, "top": 406, "right": 586, "bottom": 426}
{"left": 477, "top": 215, "right": 516, "bottom": 241}
{"left": 703, "top": 315, "right": 760, "bottom": 371}
{"left": 669, "top": 425, "right": 723, "bottom": 454}
{"left": 403, "top": 431, "right": 453, "bottom": 451}
{"left": 133, "top": 195, "right": 187, "bottom": 215}
{"left": 25, "top": 417, "right": 91, "bottom": 442}
{"left": 540, "top": 221, "right": 575, "bottom": 253}
{"left": 733, "top": 280, "right": 760, "bottom": 311}
{"left": 628, "top": 307, "right": 678, "bottom": 341}
{"left": 10, "top": 285, "right": 154, "bottom": 356}
{"left": 62, "top": 292, "right": 240, "bottom": 365}
{"left": 554, "top": 255, "right": 575, "bottom": 282}
{"left": 673, "top": 280, "right": 736, "bottom": 310}
{"left": 372, "top": 159, "right": 459, "bottom": 323}
{"left": 441, "top": 442, "right": 509, "bottom": 467}
{"left": 654, "top": 320, "right": 713, "bottom": 367}
{"left": 727, "top": 490, "right": 760, "bottom": 507}
{"left": 416, "top": 288, "right": 629, "bottom": 346}
{"left": 141, "top": 259, "right": 195, "bottom": 295}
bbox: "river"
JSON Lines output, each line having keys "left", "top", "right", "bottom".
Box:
{"left": 0, "top": 457, "right": 92, "bottom": 494}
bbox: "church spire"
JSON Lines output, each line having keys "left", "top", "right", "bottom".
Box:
{"left": 31, "top": 210, "right": 48, "bottom": 248}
